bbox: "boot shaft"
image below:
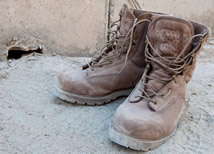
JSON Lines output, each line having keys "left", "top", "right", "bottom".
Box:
{"left": 183, "top": 21, "right": 209, "bottom": 82}
{"left": 83, "top": 4, "right": 163, "bottom": 70}
{"left": 143, "top": 16, "right": 208, "bottom": 97}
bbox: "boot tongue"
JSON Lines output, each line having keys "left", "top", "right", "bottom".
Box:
{"left": 145, "top": 16, "right": 194, "bottom": 96}
{"left": 119, "top": 4, "right": 136, "bottom": 36}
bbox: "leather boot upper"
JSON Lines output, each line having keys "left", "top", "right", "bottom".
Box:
{"left": 57, "top": 4, "right": 155, "bottom": 97}
{"left": 112, "top": 15, "right": 209, "bottom": 140}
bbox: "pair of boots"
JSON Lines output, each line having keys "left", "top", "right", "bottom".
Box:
{"left": 54, "top": 4, "right": 208, "bottom": 151}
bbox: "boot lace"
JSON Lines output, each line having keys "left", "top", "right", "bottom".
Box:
{"left": 135, "top": 34, "right": 204, "bottom": 103}
{"left": 85, "top": 18, "right": 151, "bottom": 73}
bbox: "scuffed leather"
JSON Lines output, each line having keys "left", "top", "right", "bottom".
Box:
{"left": 57, "top": 4, "right": 152, "bottom": 97}
{"left": 119, "top": 4, "right": 136, "bottom": 36}
{"left": 112, "top": 15, "right": 209, "bottom": 140}
{"left": 146, "top": 16, "right": 194, "bottom": 97}
{"left": 113, "top": 92, "right": 185, "bottom": 140}
{"left": 149, "top": 75, "right": 186, "bottom": 112}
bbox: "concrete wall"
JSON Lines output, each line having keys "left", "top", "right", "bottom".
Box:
{"left": 0, "top": 0, "right": 213, "bottom": 60}
{"left": 0, "top": 0, "right": 108, "bottom": 60}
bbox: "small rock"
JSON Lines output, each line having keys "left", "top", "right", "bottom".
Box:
{"left": 44, "top": 134, "right": 50, "bottom": 136}
{"left": 0, "top": 73, "right": 8, "bottom": 79}
{"left": 8, "top": 105, "right": 12, "bottom": 108}
{"left": 191, "top": 92, "right": 197, "bottom": 96}
{"left": 52, "top": 53, "right": 57, "bottom": 56}
{"left": 189, "top": 116, "right": 194, "bottom": 121}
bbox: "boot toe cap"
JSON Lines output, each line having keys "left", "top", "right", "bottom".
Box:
{"left": 112, "top": 100, "right": 170, "bottom": 140}
{"left": 56, "top": 70, "right": 89, "bottom": 95}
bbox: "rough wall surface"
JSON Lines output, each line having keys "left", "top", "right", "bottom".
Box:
{"left": 0, "top": 0, "right": 108, "bottom": 59}
{"left": 0, "top": 0, "right": 213, "bottom": 59}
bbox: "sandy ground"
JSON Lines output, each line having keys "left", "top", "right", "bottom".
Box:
{"left": 0, "top": 43, "right": 214, "bottom": 154}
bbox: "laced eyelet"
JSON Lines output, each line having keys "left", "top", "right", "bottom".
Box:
{"left": 132, "top": 42, "right": 137, "bottom": 46}
{"left": 159, "top": 88, "right": 172, "bottom": 98}
{"left": 173, "top": 75, "right": 177, "bottom": 84}
{"left": 153, "top": 101, "right": 157, "bottom": 105}
{"left": 167, "top": 88, "right": 172, "bottom": 96}
{"left": 191, "top": 54, "right": 196, "bottom": 58}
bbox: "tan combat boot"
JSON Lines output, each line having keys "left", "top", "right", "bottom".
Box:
{"left": 109, "top": 15, "right": 208, "bottom": 151}
{"left": 54, "top": 4, "right": 154, "bottom": 105}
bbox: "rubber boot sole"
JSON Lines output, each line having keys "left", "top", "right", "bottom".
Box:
{"left": 109, "top": 126, "right": 176, "bottom": 151}
{"left": 54, "top": 86, "right": 132, "bottom": 105}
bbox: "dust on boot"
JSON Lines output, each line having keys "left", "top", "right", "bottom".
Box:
{"left": 109, "top": 15, "right": 208, "bottom": 151}
{"left": 54, "top": 4, "right": 154, "bottom": 105}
